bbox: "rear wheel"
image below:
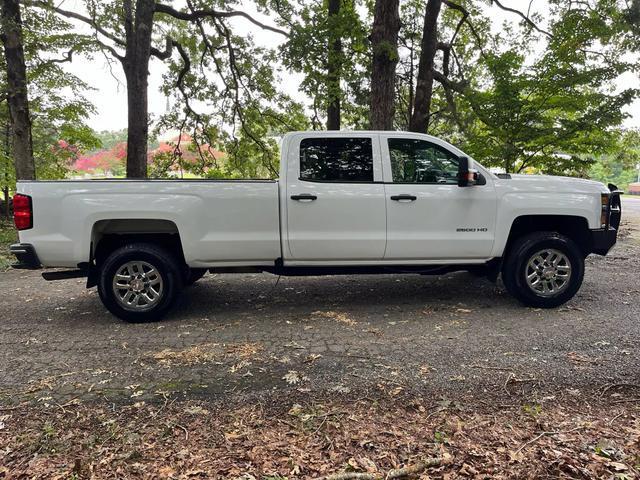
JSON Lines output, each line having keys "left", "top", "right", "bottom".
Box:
{"left": 502, "top": 232, "right": 584, "bottom": 308}
{"left": 98, "top": 243, "right": 183, "bottom": 322}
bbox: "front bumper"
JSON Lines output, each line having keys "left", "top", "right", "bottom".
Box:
{"left": 9, "top": 243, "right": 41, "bottom": 269}
{"left": 590, "top": 184, "right": 622, "bottom": 256}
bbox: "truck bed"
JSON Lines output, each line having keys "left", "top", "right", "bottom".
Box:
{"left": 17, "top": 180, "right": 281, "bottom": 268}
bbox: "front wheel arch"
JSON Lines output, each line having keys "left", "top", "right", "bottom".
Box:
{"left": 503, "top": 215, "right": 592, "bottom": 259}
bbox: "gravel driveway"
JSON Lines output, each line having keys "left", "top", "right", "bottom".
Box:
{"left": 1, "top": 198, "right": 639, "bottom": 406}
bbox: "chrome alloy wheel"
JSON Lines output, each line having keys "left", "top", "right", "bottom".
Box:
{"left": 112, "top": 261, "right": 164, "bottom": 311}
{"left": 525, "top": 249, "right": 572, "bottom": 297}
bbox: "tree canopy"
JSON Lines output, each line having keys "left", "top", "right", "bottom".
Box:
{"left": 1, "top": 1, "right": 98, "bottom": 200}
{"left": 1, "top": 0, "right": 639, "bottom": 184}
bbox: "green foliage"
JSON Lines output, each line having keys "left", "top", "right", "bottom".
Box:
{"left": 224, "top": 101, "right": 310, "bottom": 178}
{"left": 589, "top": 130, "right": 640, "bottom": 191}
{"left": 0, "top": 220, "right": 17, "bottom": 270}
{"left": 434, "top": 430, "right": 450, "bottom": 444}
{"left": 152, "top": 0, "right": 311, "bottom": 178}
{"left": 522, "top": 403, "right": 543, "bottom": 419}
{"left": 460, "top": 49, "right": 634, "bottom": 173}
{"left": 0, "top": 3, "right": 98, "bottom": 189}
{"left": 260, "top": 0, "right": 370, "bottom": 129}
{"left": 444, "top": 1, "right": 638, "bottom": 174}
{"left": 94, "top": 130, "right": 128, "bottom": 151}
{"left": 23, "top": 5, "right": 100, "bottom": 172}
{"left": 7, "top": 0, "right": 640, "bottom": 180}
{"left": 147, "top": 151, "right": 177, "bottom": 179}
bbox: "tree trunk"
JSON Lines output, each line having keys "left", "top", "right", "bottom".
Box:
{"left": 326, "top": 0, "right": 341, "bottom": 130}
{"left": 369, "top": 0, "right": 400, "bottom": 130}
{"left": 3, "top": 122, "right": 10, "bottom": 219}
{"left": 409, "top": 0, "right": 442, "bottom": 133}
{"left": 407, "top": 39, "right": 415, "bottom": 126}
{"left": 1, "top": 0, "right": 35, "bottom": 180}
{"left": 123, "top": 0, "right": 155, "bottom": 178}
{"left": 124, "top": 65, "right": 150, "bottom": 178}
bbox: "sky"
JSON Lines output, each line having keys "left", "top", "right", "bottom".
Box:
{"left": 60, "top": 0, "right": 640, "bottom": 133}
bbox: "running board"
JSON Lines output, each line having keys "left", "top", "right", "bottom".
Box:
{"left": 42, "top": 269, "right": 88, "bottom": 281}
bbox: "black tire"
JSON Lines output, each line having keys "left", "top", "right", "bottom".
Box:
{"left": 184, "top": 268, "right": 207, "bottom": 286}
{"left": 502, "top": 232, "right": 585, "bottom": 308}
{"left": 97, "top": 242, "right": 183, "bottom": 322}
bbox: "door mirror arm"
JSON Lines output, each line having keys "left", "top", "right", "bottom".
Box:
{"left": 457, "top": 156, "right": 479, "bottom": 187}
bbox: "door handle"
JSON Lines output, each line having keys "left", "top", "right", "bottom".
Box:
{"left": 291, "top": 194, "right": 317, "bottom": 201}
{"left": 390, "top": 194, "right": 417, "bottom": 201}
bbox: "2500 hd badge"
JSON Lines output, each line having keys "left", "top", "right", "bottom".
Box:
{"left": 457, "top": 227, "right": 489, "bottom": 232}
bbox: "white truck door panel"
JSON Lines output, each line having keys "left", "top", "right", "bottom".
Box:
{"left": 381, "top": 135, "right": 497, "bottom": 260}
{"left": 285, "top": 134, "right": 386, "bottom": 261}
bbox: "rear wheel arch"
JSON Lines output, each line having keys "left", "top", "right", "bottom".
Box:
{"left": 88, "top": 219, "right": 187, "bottom": 287}
{"left": 91, "top": 219, "right": 186, "bottom": 264}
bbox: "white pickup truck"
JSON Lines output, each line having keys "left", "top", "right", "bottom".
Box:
{"left": 11, "top": 131, "right": 622, "bottom": 322}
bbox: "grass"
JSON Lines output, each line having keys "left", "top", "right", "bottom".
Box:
{"left": 0, "top": 219, "right": 17, "bottom": 269}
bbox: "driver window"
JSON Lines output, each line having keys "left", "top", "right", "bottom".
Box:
{"left": 388, "top": 138, "right": 459, "bottom": 184}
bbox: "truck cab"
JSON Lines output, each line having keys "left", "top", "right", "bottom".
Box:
{"left": 282, "top": 131, "right": 497, "bottom": 264}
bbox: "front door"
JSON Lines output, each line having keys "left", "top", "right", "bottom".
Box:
{"left": 381, "top": 135, "right": 497, "bottom": 261}
{"left": 285, "top": 134, "right": 386, "bottom": 261}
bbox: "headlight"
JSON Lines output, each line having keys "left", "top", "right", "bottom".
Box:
{"left": 600, "top": 193, "right": 610, "bottom": 228}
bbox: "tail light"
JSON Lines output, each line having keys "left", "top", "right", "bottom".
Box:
{"left": 13, "top": 194, "right": 33, "bottom": 230}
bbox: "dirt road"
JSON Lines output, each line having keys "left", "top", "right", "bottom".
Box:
{"left": 1, "top": 199, "right": 639, "bottom": 406}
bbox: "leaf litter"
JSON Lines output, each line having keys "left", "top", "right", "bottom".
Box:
{"left": 1, "top": 397, "right": 639, "bottom": 479}
{"left": 148, "top": 342, "right": 264, "bottom": 367}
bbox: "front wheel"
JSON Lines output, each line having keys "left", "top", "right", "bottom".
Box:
{"left": 97, "top": 243, "right": 183, "bottom": 322}
{"left": 184, "top": 268, "right": 207, "bottom": 286}
{"left": 502, "top": 232, "right": 585, "bottom": 308}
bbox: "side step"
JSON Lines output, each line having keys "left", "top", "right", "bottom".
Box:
{"left": 42, "top": 269, "right": 88, "bottom": 281}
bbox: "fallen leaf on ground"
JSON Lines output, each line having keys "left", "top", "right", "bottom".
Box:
{"left": 312, "top": 310, "right": 357, "bottom": 326}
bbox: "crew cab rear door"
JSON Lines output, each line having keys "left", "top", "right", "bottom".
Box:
{"left": 284, "top": 133, "right": 386, "bottom": 262}
{"left": 380, "top": 134, "right": 497, "bottom": 261}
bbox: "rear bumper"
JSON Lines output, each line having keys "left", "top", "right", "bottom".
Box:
{"left": 590, "top": 228, "right": 618, "bottom": 256}
{"left": 9, "top": 243, "right": 41, "bottom": 269}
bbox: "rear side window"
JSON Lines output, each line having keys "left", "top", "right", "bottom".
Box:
{"left": 300, "top": 137, "right": 373, "bottom": 182}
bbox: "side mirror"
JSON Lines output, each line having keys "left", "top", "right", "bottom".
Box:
{"left": 457, "top": 156, "right": 478, "bottom": 187}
